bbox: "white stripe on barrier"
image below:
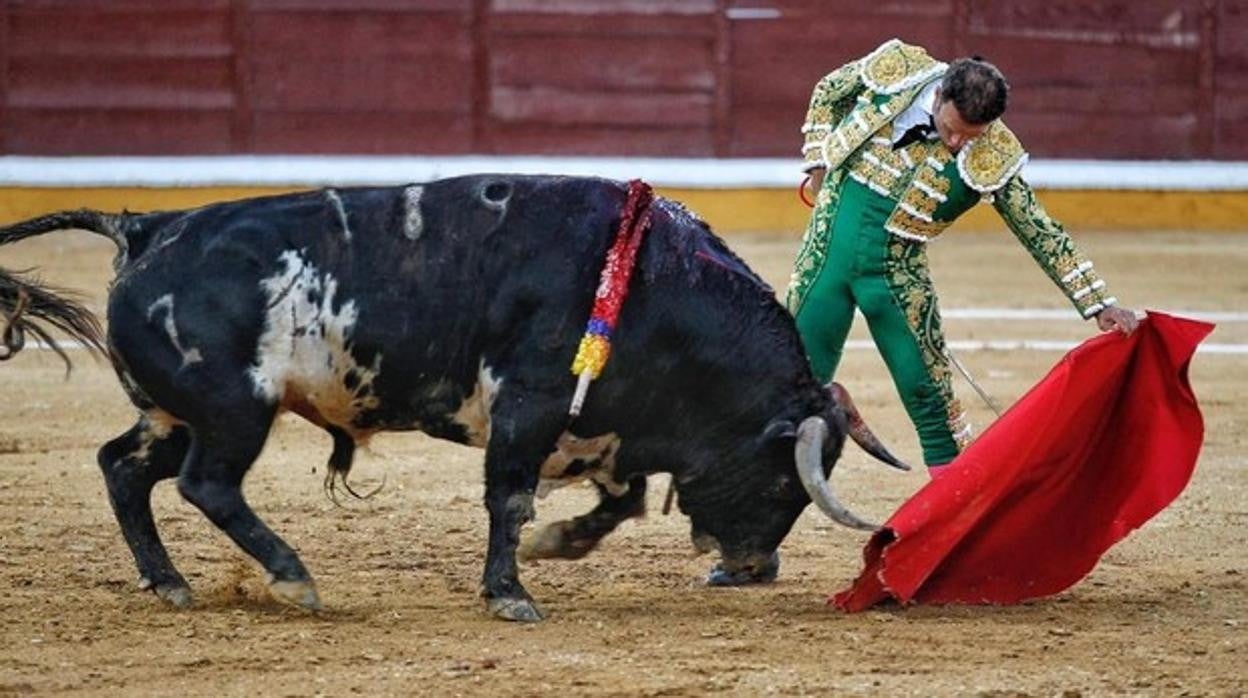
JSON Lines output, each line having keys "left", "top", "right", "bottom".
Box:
{"left": 843, "top": 342, "right": 1243, "bottom": 354}
{"left": 939, "top": 308, "right": 1248, "bottom": 322}
{"left": 2, "top": 156, "right": 1247, "bottom": 191}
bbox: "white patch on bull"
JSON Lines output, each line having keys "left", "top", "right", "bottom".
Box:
{"left": 156, "top": 217, "right": 190, "bottom": 251}
{"left": 535, "top": 431, "right": 624, "bottom": 498}
{"left": 112, "top": 359, "right": 155, "bottom": 409}
{"left": 326, "top": 188, "right": 351, "bottom": 241}
{"left": 128, "top": 409, "right": 183, "bottom": 462}
{"left": 249, "top": 250, "right": 380, "bottom": 430}
{"left": 146, "top": 294, "right": 203, "bottom": 368}
{"left": 451, "top": 361, "right": 501, "bottom": 447}
{"left": 403, "top": 185, "right": 424, "bottom": 240}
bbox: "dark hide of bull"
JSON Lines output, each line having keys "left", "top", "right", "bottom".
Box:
{"left": 0, "top": 266, "right": 105, "bottom": 369}
{"left": 0, "top": 176, "right": 859, "bottom": 621}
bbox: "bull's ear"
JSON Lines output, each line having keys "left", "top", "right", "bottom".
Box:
{"left": 762, "top": 418, "right": 797, "bottom": 442}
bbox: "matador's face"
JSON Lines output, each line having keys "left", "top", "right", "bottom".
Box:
{"left": 932, "top": 91, "right": 991, "bottom": 153}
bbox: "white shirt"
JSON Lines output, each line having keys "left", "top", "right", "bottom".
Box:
{"left": 889, "top": 80, "right": 940, "bottom": 145}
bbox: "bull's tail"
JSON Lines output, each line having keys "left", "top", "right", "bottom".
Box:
{"left": 0, "top": 208, "right": 129, "bottom": 253}
{"left": 0, "top": 209, "right": 127, "bottom": 369}
{"left": 0, "top": 266, "right": 106, "bottom": 370}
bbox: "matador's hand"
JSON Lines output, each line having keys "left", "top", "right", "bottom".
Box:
{"left": 1096, "top": 305, "right": 1139, "bottom": 335}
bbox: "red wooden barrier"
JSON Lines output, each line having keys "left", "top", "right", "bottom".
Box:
{"left": 0, "top": 0, "right": 1243, "bottom": 159}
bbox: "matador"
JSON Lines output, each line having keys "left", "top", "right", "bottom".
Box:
{"left": 787, "top": 39, "right": 1138, "bottom": 469}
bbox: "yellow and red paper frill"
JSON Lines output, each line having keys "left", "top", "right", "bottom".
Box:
{"left": 568, "top": 180, "right": 655, "bottom": 415}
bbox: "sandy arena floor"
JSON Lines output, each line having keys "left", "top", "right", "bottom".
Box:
{"left": 1, "top": 225, "right": 1245, "bottom": 696}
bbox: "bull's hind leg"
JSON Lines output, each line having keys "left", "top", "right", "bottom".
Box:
{"left": 175, "top": 408, "right": 321, "bottom": 610}
{"left": 98, "top": 415, "right": 192, "bottom": 606}
{"left": 519, "top": 476, "right": 647, "bottom": 561}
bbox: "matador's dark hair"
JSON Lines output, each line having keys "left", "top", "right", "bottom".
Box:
{"left": 940, "top": 56, "right": 1009, "bottom": 125}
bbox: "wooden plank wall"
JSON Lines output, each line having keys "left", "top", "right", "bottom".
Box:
{"left": 245, "top": 0, "right": 475, "bottom": 153}
{"left": 965, "top": 0, "right": 1211, "bottom": 159}
{"left": 2, "top": 1, "right": 237, "bottom": 154}
{"left": 487, "top": 0, "right": 721, "bottom": 155}
{"left": 1, "top": 0, "right": 1244, "bottom": 159}
{"left": 1217, "top": 0, "right": 1248, "bottom": 159}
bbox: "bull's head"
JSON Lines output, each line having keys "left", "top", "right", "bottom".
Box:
{"left": 683, "top": 382, "right": 909, "bottom": 586}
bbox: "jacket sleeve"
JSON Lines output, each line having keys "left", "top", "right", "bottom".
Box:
{"left": 802, "top": 61, "right": 864, "bottom": 172}
{"left": 992, "top": 175, "right": 1117, "bottom": 318}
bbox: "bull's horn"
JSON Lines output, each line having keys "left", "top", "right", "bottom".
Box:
{"left": 829, "top": 382, "right": 911, "bottom": 471}
{"left": 795, "top": 416, "right": 878, "bottom": 531}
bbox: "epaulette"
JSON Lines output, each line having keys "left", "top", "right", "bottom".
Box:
{"left": 860, "top": 38, "right": 947, "bottom": 95}
{"left": 957, "top": 121, "right": 1030, "bottom": 193}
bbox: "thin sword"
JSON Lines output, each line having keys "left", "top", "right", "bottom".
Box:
{"left": 662, "top": 475, "right": 677, "bottom": 515}
{"left": 946, "top": 348, "right": 1004, "bottom": 418}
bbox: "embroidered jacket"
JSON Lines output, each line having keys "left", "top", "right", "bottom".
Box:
{"left": 800, "top": 38, "right": 1116, "bottom": 318}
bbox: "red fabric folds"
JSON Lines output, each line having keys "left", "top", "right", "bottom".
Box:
{"left": 833, "top": 312, "right": 1213, "bottom": 612}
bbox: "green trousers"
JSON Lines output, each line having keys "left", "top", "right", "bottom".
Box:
{"left": 792, "top": 178, "right": 964, "bottom": 466}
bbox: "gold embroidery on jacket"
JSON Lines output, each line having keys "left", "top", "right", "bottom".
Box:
{"left": 818, "top": 94, "right": 902, "bottom": 172}
{"left": 993, "top": 175, "right": 1116, "bottom": 317}
{"left": 958, "top": 121, "right": 1029, "bottom": 193}
{"left": 882, "top": 143, "right": 954, "bottom": 241}
{"left": 801, "top": 61, "right": 864, "bottom": 170}
{"left": 861, "top": 39, "right": 947, "bottom": 94}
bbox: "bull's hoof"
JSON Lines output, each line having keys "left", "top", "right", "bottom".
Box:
{"left": 269, "top": 579, "right": 323, "bottom": 612}
{"left": 706, "top": 552, "right": 781, "bottom": 587}
{"left": 154, "top": 583, "right": 194, "bottom": 608}
{"left": 517, "top": 521, "right": 595, "bottom": 562}
{"left": 140, "top": 576, "right": 194, "bottom": 608}
{"left": 487, "top": 597, "right": 545, "bottom": 622}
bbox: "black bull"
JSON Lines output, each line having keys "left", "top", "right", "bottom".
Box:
{"left": 0, "top": 175, "right": 905, "bottom": 621}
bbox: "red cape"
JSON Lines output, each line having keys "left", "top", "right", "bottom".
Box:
{"left": 833, "top": 312, "right": 1213, "bottom": 611}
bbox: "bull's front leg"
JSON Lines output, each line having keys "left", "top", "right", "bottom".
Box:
{"left": 480, "top": 394, "right": 564, "bottom": 622}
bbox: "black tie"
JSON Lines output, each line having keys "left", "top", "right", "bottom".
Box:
{"left": 893, "top": 119, "right": 935, "bottom": 150}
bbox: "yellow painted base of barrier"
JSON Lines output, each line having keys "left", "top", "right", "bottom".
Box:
{"left": 2, "top": 186, "right": 1245, "bottom": 235}
{"left": 0, "top": 187, "right": 301, "bottom": 228}
{"left": 665, "top": 188, "right": 1248, "bottom": 234}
